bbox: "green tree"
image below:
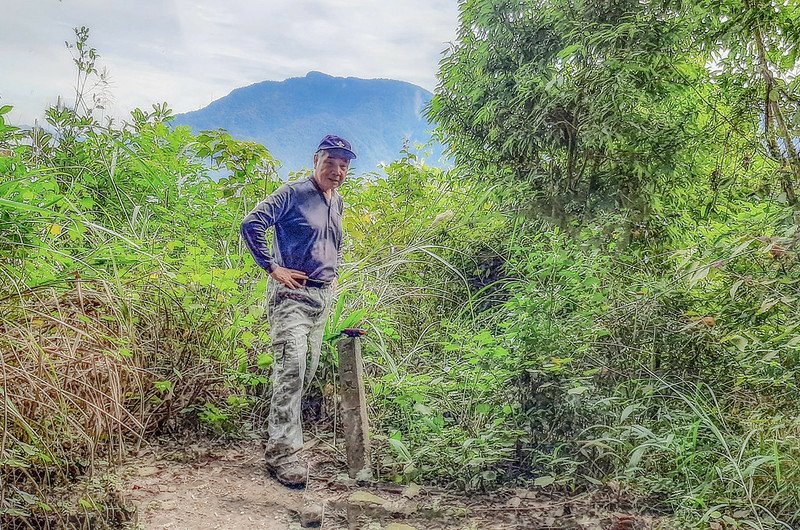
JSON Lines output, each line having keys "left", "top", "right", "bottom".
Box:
{"left": 430, "top": 0, "right": 702, "bottom": 223}
{"left": 671, "top": 0, "right": 800, "bottom": 204}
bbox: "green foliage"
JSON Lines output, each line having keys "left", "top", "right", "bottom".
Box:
{"left": 425, "top": 6, "right": 800, "bottom": 526}
{"left": 4, "top": 14, "right": 800, "bottom": 529}
{"left": 0, "top": 28, "right": 281, "bottom": 524}
{"left": 431, "top": 0, "right": 703, "bottom": 220}
{"left": 670, "top": 0, "right": 800, "bottom": 204}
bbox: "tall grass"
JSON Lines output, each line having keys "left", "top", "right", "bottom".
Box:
{"left": 0, "top": 275, "right": 147, "bottom": 525}
{"left": 583, "top": 376, "right": 799, "bottom": 529}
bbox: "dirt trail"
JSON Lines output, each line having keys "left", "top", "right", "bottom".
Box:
{"left": 119, "top": 440, "right": 668, "bottom": 530}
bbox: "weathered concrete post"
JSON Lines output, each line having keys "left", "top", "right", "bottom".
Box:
{"left": 337, "top": 329, "right": 372, "bottom": 480}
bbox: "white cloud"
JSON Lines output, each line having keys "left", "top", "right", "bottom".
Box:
{"left": 0, "top": 0, "right": 458, "bottom": 124}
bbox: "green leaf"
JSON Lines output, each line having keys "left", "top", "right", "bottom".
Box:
{"left": 620, "top": 404, "right": 637, "bottom": 422}
{"left": 240, "top": 331, "right": 255, "bottom": 348}
{"left": 688, "top": 264, "right": 710, "bottom": 287}
{"left": 388, "top": 438, "right": 412, "bottom": 462}
{"left": 729, "top": 279, "right": 744, "bottom": 299}
{"left": 475, "top": 403, "right": 492, "bottom": 414}
{"left": 628, "top": 445, "right": 647, "bottom": 470}
{"left": 721, "top": 334, "right": 748, "bottom": 352}
{"left": 556, "top": 43, "right": 583, "bottom": 59}
{"left": 730, "top": 238, "right": 754, "bottom": 257}
{"left": 257, "top": 353, "right": 273, "bottom": 369}
{"left": 153, "top": 380, "right": 173, "bottom": 393}
{"left": 757, "top": 298, "right": 779, "bottom": 314}
{"left": 413, "top": 402, "right": 433, "bottom": 415}
{"left": 768, "top": 88, "right": 780, "bottom": 102}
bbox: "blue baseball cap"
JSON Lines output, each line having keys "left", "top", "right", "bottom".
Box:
{"left": 316, "top": 134, "right": 356, "bottom": 160}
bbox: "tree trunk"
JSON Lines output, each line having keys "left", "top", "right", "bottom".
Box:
{"left": 753, "top": 20, "right": 798, "bottom": 205}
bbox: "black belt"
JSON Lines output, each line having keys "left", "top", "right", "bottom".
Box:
{"left": 302, "top": 278, "right": 331, "bottom": 289}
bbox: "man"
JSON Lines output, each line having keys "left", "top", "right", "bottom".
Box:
{"left": 241, "top": 135, "right": 355, "bottom": 487}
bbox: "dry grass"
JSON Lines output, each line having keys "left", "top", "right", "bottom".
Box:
{"left": 1, "top": 280, "right": 150, "bottom": 521}
{"left": 0, "top": 281, "right": 149, "bottom": 446}
{"left": 0, "top": 274, "right": 240, "bottom": 526}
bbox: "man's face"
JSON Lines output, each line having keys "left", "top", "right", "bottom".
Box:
{"left": 313, "top": 150, "right": 350, "bottom": 193}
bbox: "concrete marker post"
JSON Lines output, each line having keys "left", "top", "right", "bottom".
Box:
{"left": 337, "top": 329, "right": 372, "bottom": 480}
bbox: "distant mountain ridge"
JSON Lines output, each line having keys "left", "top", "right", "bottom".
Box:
{"left": 173, "top": 71, "right": 443, "bottom": 175}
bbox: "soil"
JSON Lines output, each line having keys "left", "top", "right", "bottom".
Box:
{"left": 118, "top": 439, "right": 672, "bottom": 530}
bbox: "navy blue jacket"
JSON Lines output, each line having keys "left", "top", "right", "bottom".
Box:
{"left": 241, "top": 177, "right": 343, "bottom": 282}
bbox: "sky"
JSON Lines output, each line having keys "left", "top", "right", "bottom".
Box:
{"left": 0, "top": 0, "right": 459, "bottom": 126}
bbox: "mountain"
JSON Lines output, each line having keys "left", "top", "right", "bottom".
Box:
{"left": 172, "top": 71, "right": 444, "bottom": 175}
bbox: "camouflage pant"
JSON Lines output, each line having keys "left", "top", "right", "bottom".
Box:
{"left": 264, "top": 280, "right": 334, "bottom": 465}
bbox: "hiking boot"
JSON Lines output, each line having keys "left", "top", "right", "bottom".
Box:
{"left": 266, "top": 459, "right": 307, "bottom": 488}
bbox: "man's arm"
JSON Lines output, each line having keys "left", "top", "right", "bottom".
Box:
{"left": 241, "top": 185, "right": 309, "bottom": 289}
{"left": 240, "top": 185, "right": 289, "bottom": 272}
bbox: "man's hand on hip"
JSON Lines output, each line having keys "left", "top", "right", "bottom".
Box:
{"left": 270, "top": 266, "right": 308, "bottom": 289}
